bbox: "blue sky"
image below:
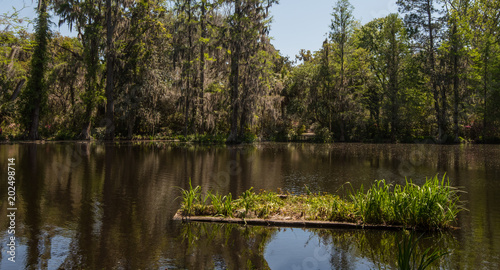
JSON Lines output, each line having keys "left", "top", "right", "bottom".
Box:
{"left": 268, "top": 0, "right": 398, "bottom": 59}
{"left": 1, "top": 0, "right": 397, "bottom": 59}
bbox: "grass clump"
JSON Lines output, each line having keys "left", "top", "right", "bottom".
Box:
{"left": 178, "top": 179, "right": 202, "bottom": 216}
{"left": 350, "top": 174, "right": 462, "bottom": 229}
{"left": 178, "top": 174, "right": 463, "bottom": 230}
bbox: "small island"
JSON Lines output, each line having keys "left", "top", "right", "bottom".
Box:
{"left": 174, "top": 175, "right": 463, "bottom": 231}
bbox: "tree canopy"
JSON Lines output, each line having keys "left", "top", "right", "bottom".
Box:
{"left": 1, "top": 0, "right": 499, "bottom": 143}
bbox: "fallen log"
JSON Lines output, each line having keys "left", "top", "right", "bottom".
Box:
{"left": 173, "top": 211, "right": 459, "bottom": 231}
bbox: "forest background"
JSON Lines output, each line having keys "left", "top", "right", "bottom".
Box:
{"left": 1, "top": 0, "right": 499, "bottom": 143}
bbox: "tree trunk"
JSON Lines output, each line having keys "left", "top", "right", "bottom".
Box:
{"left": 389, "top": 25, "right": 398, "bottom": 143}
{"left": 228, "top": 0, "right": 241, "bottom": 143}
{"left": 339, "top": 119, "right": 345, "bottom": 142}
{"left": 184, "top": 80, "right": 191, "bottom": 137}
{"left": 452, "top": 23, "right": 459, "bottom": 142}
{"left": 28, "top": 105, "right": 40, "bottom": 140}
{"left": 9, "top": 79, "right": 25, "bottom": 101}
{"left": 105, "top": 0, "right": 115, "bottom": 141}
{"left": 199, "top": 0, "right": 206, "bottom": 133}
{"left": 483, "top": 45, "right": 489, "bottom": 140}
{"left": 80, "top": 104, "right": 92, "bottom": 140}
{"left": 427, "top": 1, "right": 442, "bottom": 142}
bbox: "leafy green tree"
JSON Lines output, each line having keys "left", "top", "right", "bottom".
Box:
{"left": 360, "top": 14, "right": 409, "bottom": 142}
{"left": 329, "top": 0, "right": 355, "bottom": 141}
{"left": 44, "top": 34, "right": 85, "bottom": 136}
{"left": 441, "top": 0, "right": 475, "bottom": 142}
{"left": 114, "top": 0, "right": 170, "bottom": 138}
{"left": 472, "top": 0, "right": 500, "bottom": 140}
{"left": 397, "top": 0, "right": 447, "bottom": 141}
{"left": 55, "top": 0, "right": 106, "bottom": 139}
{"left": 19, "top": 0, "right": 50, "bottom": 139}
{"left": 0, "top": 14, "right": 31, "bottom": 129}
{"left": 226, "top": 0, "right": 279, "bottom": 143}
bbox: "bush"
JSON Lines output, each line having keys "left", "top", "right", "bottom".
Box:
{"left": 241, "top": 132, "right": 258, "bottom": 143}
{"left": 314, "top": 127, "right": 333, "bottom": 143}
{"left": 53, "top": 129, "right": 77, "bottom": 140}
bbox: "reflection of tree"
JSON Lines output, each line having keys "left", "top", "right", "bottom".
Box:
{"left": 176, "top": 223, "right": 276, "bottom": 269}
{"left": 454, "top": 145, "right": 500, "bottom": 269}
{"left": 21, "top": 144, "right": 45, "bottom": 269}
{"left": 59, "top": 143, "right": 97, "bottom": 269}
{"left": 4, "top": 142, "right": 499, "bottom": 269}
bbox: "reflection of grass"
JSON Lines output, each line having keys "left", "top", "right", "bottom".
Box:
{"left": 179, "top": 175, "right": 463, "bottom": 230}
{"left": 397, "top": 233, "right": 448, "bottom": 270}
{"left": 307, "top": 228, "right": 455, "bottom": 269}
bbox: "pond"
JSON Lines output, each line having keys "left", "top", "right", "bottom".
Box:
{"left": 1, "top": 142, "right": 499, "bottom": 269}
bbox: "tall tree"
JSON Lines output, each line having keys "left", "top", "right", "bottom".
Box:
{"left": 442, "top": 0, "right": 472, "bottom": 142}
{"left": 360, "top": 14, "right": 409, "bottom": 142}
{"left": 227, "top": 0, "right": 279, "bottom": 143}
{"left": 55, "top": 0, "right": 105, "bottom": 139}
{"left": 173, "top": 0, "right": 198, "bottom": 136}
{"left": 227, "top": 0, "right": 242, "bottom": 142}
{"left": 19, "top": 0, "right": 50, "bottom": 139}
{"left": 329, "top": 0, "right": 355, "bottom": 141}
{"left": 473, "top": 0, "right": 500, "bottom": 139}
{"left": 104, "top": 0, "right": 115, "bottom": 140}
{"left": 397, "top": 0, "right": 446, "bottom": 141}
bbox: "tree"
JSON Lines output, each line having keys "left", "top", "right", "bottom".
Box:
{"left": 45, "top": 34, "right": 85, "bottom": 136}
{"left": 441, "top": 0, "right": 473, "bottom": 142}
{"left": 0, "top": 12, "right": 31, "bottom": 128}
{"left": 226, "top": 0, "right": 279, "bottom": 143}
{"left": 329, "top": 0, "right": 355, "bottom": 141}
{"left": 19, "top": 0, "right": 50, "bottom": 140}
{"left": 472, "top": 0, "right": 500, "bottom": 140}
{"left": 55, "top": 0, "right": 106, "bottom": 139}
{"left": 104, "top": 0, "right": 115, "bottom": 140}
{"left": 114, "top": 0, "right": 170, "bottom": 138}
{"left": 360, "top": 14, "right": 409, "bottom": 142}
{"left": 397, "top": 0, "right": 446, "bottom": 142}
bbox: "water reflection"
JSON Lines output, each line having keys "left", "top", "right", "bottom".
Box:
{"left": 264, "top": 227, "right": 457, "bottom": 270}
{"left": 0, "top": 142, "right": 499, "bottom": 269}
{"left": 23, "top": 144, "right": 44, "bottom": 269}
{"left": 178, "top": 223, "right": 274, "bottom": 269}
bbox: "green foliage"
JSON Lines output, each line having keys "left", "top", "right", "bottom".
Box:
{"left": 350, "top": 175, "right": 463, "bottom": 228}
{"left": 3, "top": 0, "right": 500, "bottom": 142}
{"left": 241, "top": 132, "right": 258, "bottom": 143}
{"left": 179, "top": 178, "right": 202, "bottom": 216}
{"left": 314, "top": 127, "right": 334, "bottom": 143}
{"left": 18, "top": 0, "right": 50, "bottom": 139}
{"left": 179, "top": 175, "right": 463, "bottom": 229}
{"left": 237, "top": 187, "right": 256, "bottom": 218}
{"left": 53, "top": 129, "right": 77, "bottom": 140}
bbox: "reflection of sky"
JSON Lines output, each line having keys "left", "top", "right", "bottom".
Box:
{"left": 1, "top": 234, "right": 27, "bottom": 270}
{"left": 1, "top": 230, "right": 72, "bottom": 270}
{"left": 264, "top": 228, "right": 373, "bottom": 270}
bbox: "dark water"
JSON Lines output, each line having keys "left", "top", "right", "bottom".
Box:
{"left": 0, "top": 142, "right": 499, "bottom": 269}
